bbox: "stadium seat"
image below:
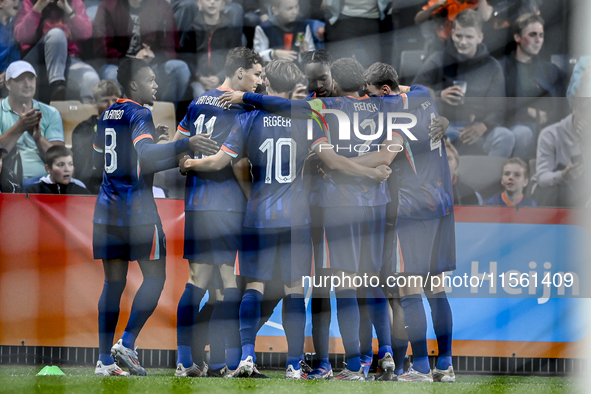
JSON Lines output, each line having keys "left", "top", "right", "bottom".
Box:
{"left": 50, "top": 100, "right": 98, "bottom": 148}
{"left": 399, "top": 50, "right": 427, "bottom": 85}
{"left": 457, "top": 155, "right": 506, "bottom": 200}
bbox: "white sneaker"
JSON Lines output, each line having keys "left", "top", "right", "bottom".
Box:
{"left": 226, "top": 356, "right": 255, "bottom": 378}
{"left": 432, "top": 366, "right": 456, "bottom": 382}
{"left": 111, "top": 339, "right": 146, "bottom": 376}
{"left": 95, "top": 361, "right": 130, "bottom": 376}
{"left": 397, "top": 367, "right": 433, "bottom": 382}
{"left": 332, "top": 367, "right": 366, "bottom": 381}
{"left": 175, "top": 363, "right": 205, "bottom": 377}
{"left": 285, "top": 364, "right": 302, "bottom": 379}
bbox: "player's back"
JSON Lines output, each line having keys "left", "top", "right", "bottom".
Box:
{"left": 93, "top": 99, "right": 160, "bottom": 227}
{"left": 179, "top": 88, "right": 249, "bottom": 212}
{"left": 227, "top": 109, "right": 324, "bottom": 228}
{"left": 313, "top": 95, "right": 391, "bottom": 208}
{"left": 388, "top": 95, "right": 454, "bottom": 219}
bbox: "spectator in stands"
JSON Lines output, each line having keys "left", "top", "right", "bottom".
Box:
{"left": 71, "top": 80, "right": 120, "bottom": 194}
{"left": 414, "top": 0, "right": 492, "bottom": 53}
{"left": 25, "top": 145, "right": 90, "bottom": 194}
{"left": 323, "top": 0, "right": 389, "bottom": 67}
{"left": 446, "top": 138, "right": 482, "bottom": 205}
{"left": 173, "top": 0, "right": 245, "bottom": 50}
{"left": 0, "top": 142, "right": 21, "bottom": 192}
{"left": 413, "top": 9, "right": 515, "bottom": 158}
{"left": 178, "top": 0, "right": 243, "bottom": 98}
{"left": 253, "top": 0, "right": 314, "bottom": 63}
{"left": 500, "top": 13, "right": 564, "bottom": 161}
{"left": 0, "top": 0, "right": 21, "bottom": 93}
{"left": 14, "top": 0, "right": 100, "bottom": 103}
{"left": 0, "top": 61, "right": 64, "bottom": 190}
{"left": 93, "top": 0, "right": 191, "bottom": 105}
{"left": 487, "top": 157, "right": 536, "bottom": 207}
{"left": 481, "top": 0, "right": 542, "bottom": 58}
{"left": 531, "top": 96, "right": 587, "bottom": 208}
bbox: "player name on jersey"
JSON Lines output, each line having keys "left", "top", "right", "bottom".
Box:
{"left": 263, "top": 115, "right": 291, "bottom": 128}
{"left": 353, "top": 101, "right": 379, "bottom": 113}
{"left": 195, "top": 94, "right": 227, "bottom": 108}
{"left": 102, "top": 110, "right": 125, "bottom": 120}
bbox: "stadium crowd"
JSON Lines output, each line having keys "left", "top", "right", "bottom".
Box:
{"left": 0, "top": 0, "right": 587, "bottom": 382}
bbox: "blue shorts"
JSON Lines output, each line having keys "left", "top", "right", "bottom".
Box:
{"left": 93, "top": 223, "right": 166, "bottom": 261}
{"left": 238, "top": 226, "right": 313, "bottom": 283}
{"left": 392, "top": 212, "right": 456, "bottom": 275}
{"left": 184, "top": 211, "right": 243, "bottom": 264}
{"left": 320, "top": 205, "right": 386, "bottom": 274}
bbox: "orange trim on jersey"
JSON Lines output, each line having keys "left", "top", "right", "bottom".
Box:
{"left": 133, "top": 134, "right": 154, "bottom": 145}
{"left": 93, "top": 144, "right": 103, "bottom": 151}
{"left": 501, "top": 191, "right": 524, "bottom": 207}
{"left": 404, "top": 149, "right": 416, "bottom": 174}
{"left": 311, "top": 137, "right": 329, "bottom": 147}
{"left": 401, "top": 93, "right": 408, "bottom": 109}
{"left": 217, "top": 87, "right": 234, "bottom": 92}
{"left": 397, "top": 236, "right": 405, "bottom": 272}
{"left": 178, "top": 125, "right": 190, "bottom": 134}
{"left": 149, "top": 226, "right": 157, "bottom": 260}
{"left": 324, "top": 228, "right": 331, "bottom": 269}
{"left": 117, "top": 98, "right": 141, "bottom": 106}
{"left": 390, "top": 132, "right": 404, "bottom": 143}
{"left": 234, "top": 251, "right": 240, "bottom": 275}
{"left": 221, "top": 145, "right": 238, "bottom": 156}
{"left": 346, "top": 94, "right": 370, "bottom": 100}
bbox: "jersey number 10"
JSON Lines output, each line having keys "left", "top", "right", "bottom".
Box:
{"left": 259, "top": 138, "right": 297, "bottom": 184}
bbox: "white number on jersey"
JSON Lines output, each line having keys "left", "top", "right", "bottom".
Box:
{"left": 259, "top": 138, "right": 297, "bottom": 184}
{"left": 193, "top": 114, "right": 217, "bottom": 158}
{"left": 105, "top": 127, "right": 117, "bottom": 173}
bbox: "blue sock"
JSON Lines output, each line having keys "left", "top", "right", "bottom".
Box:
{"left": 336, "top": 289, "right": 361, "bottom": 372}
{"left": 392, "top": 337, "right": 408, "bottom": 375}
{"left": 223, "top": 287, "right": 242, "bottom": 369}
{"left": 208, "top": 300, "right": 226, "bottom": 370}
{"left": 191, "top": 302, "right": 215, "bottom": 366}
{"left": 176, "top": 283, "right": 206, "bottom": 367}
{"left": 361, "top": 287, "right": 392, "bottom": 354}
{"left": 98, "top": 279, "right": 126, "bottom": 355}
{"left": 125, "top": 275, "right": 165, "bottom": 337}
{"left": 311, "top": 296, "right": 331, "bottom": 362}
{"left": 239, "top": 289, "right": 263, "bottom": 362}
{"left": 401, "top": 295, "right": 429, "bottom": 374}
{"left": 99, "top": 353, "right": 115, "bottom": 365}
{"left": 413, "top": 356, "right": 430, "bottom": 375}
{"left": 121, "top": 332, "right": 136, "bottom": 350}
{"left": 358, "top": 298, "right": 374, "bottom": 363}
{"left": 427, "top": 294, "right": 453, "bottom": 370}
{"left": 283, "top": 294, "right": 305, "bottom": 370}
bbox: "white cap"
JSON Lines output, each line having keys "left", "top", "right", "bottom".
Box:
{"left": 5, "top": 61, "right": 37, "bottom": 81}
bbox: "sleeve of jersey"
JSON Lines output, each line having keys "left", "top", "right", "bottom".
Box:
{"left": 242, "top": 92, "right": 311, "bottom": 118}
{"left": 132, "top": 114, "right": 190, "bottom": 172}
{"left": 177, "top": 113, "right": 191, "bottom": 136}
{"left": 221, "top": 115, "right": 249, "bottom": 159}
{"left": 308, "top": 120, "right": 328, "bottom": 151}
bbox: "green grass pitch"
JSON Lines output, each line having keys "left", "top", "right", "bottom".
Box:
{"left": 0, "top": 366, "right": 579, "bottom": 394}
